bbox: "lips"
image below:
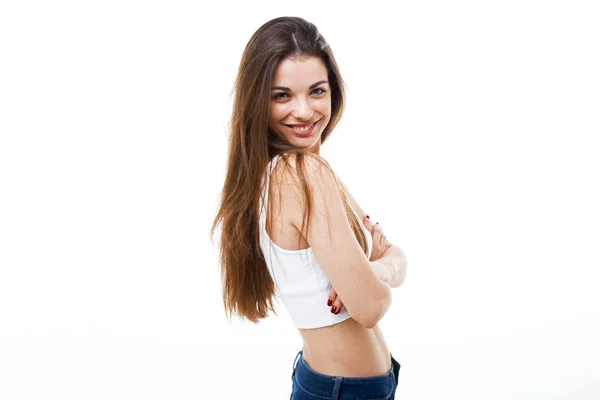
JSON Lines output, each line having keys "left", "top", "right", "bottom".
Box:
{"left": 282, "top": 119, "right": 319, "bottom": 136}
{"left": 284, "top": 119, "right": 320, "bottom": 128}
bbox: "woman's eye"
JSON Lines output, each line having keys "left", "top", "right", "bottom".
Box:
{"left": 272, "top": 88, "right": 326, "bottom": 100}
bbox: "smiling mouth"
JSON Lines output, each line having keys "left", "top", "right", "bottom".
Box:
{"left": 284, "top": 119, "right": 320, "bottom": 133}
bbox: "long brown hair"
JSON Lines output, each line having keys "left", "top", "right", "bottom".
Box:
{"left": 210, "top": 16, "right": 368, "bottom": 324}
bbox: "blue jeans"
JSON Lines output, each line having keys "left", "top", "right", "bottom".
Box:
{"left": 290, "top": 350, "right": 401, "bottom": 399}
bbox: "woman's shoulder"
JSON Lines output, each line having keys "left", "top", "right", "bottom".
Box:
{"left": 269, "top": 152, "right": 341, "bottom": 215}
{"left": 271, "top": 152, "right": 335, "bottom": 183}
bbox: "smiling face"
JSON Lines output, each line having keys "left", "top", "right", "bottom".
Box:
{"left": 268, "top": 56, "right": 332, "bottom": 154}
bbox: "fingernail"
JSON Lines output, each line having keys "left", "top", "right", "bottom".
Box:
{"left": 334, "top": 309, "right": 341, "bottom": 315}
{"left": 331, "top": 306, "right": 337, "bottom": 313}
{"left": 366, "top": 215, "right": 370, "bottom": 219}
{"left": 327, "top": 299, "right": 332, "bottom": 306}
{"left": 376, "top": 222, "right": 380, "bottom": 225}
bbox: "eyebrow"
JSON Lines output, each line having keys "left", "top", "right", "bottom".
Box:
{"left": 271, "top": 80, "right": 329, "bottom": 91}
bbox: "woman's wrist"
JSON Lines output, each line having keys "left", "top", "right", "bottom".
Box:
{"left": 369, "top": 260, "right": 395, "bottom": 284}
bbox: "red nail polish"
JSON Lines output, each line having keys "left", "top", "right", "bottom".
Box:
{"left": 331, "top": 306, "right": 337, "bottom": 314}
{"left": 334, "top": 309, "right": 340, "bottom": 315}
{"left": 327, "top": 299, "right": 332, "bottom": 306}
{"left": 366, "top": 215, "right": 370, "bottom": 219}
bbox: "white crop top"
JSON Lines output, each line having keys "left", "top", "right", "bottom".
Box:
{"left": 258, "top": 155, "right": 373, "bottom": 329}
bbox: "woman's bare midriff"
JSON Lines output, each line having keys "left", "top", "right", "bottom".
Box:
{"left": 298, "top": 318, "right": 392, "bottom": 377}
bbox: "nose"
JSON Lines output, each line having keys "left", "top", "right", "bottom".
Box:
{"left": 291, "top": 96, "right": 313, "bottom": 120}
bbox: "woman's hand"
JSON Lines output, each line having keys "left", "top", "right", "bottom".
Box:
{"left": 327, "top": 216, "right": 392, "bottom": 314}
{"left": 363, "top": 216, "right": 392, "bottom": 262}
{"left": 327, "top": 284, "right": 345, "bottom": 315}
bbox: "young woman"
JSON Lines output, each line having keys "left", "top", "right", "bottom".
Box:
{"left": 211, "top": 16, "right": 408, "bottom": 399}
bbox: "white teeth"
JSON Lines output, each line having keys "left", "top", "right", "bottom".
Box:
{"left": 290, "top": 122, "right": 314, "bottom": 132}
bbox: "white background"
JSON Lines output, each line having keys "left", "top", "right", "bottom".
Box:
{"left": 1, "top": 1, "right": 599, "bottom": 399}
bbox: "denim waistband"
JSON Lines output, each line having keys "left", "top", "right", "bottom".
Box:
{"left": 291, "top": 349, "right": 401, "bottom": 399}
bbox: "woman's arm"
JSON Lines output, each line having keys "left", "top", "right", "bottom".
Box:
{"left": 285, "top": 156, "right": 392, "bottom": 329}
